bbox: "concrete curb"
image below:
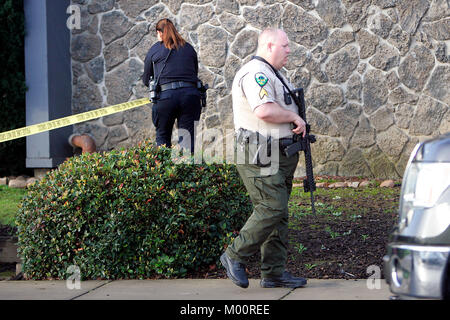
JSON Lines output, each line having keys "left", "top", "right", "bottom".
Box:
{"left": 0, "top": 279, "right": 392, "bottom": 300}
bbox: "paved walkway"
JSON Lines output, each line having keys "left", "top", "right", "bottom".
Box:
{"left": 0, "top": 278, "right": 392, "bottom": 300}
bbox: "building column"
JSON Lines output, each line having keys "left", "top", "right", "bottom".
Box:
{"left": 24, "top": 0, "right": 72, "bottom": 170}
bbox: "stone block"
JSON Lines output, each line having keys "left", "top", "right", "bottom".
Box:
{"left": 8, "top": 178, "right": 27, "bottom": 189}
{"left": 380, "top": 180, "right": 395, "bottom": 188}
{"left": 0, "top": 237, "right": 20, "bottom": 263}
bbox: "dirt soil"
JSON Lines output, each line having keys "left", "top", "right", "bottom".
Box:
{"left": 0, "top": 225, "right": 16, "bottom": 238}
{"left": 193, "top": 177, "right": 400, "bottom": 280}
{"left": 0, "top": 177, "right": 399, "bottom": 280}
{"left": 284, "top": 195, "right": 397, "bottom": 280}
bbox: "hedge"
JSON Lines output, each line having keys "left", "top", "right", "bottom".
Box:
{"left": 0, "top": 0, "right": 28, "bottom": 176}
{"left": 16, "top": 141, "right": 252, "bottom": 279}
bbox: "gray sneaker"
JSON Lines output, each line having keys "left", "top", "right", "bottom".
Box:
{"left": 260, "top": 271, "right": 307, "bottom": 288}
{"left": 220, "top": 252, "right": 249, "bottom": 288}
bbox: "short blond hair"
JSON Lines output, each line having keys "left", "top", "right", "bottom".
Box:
{"left": 257, "top": 28, "right": 282, "bottom": 54}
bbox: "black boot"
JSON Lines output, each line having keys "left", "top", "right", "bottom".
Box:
{"left": 260, "top": 271, "right": 307, "bottom": 288}
{"left": 220, "top": 252, "right": 249, "bottom": 288}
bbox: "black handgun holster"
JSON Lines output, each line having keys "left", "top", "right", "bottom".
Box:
{"left": 236, "top": 128, "right": 272, "bottom": 167}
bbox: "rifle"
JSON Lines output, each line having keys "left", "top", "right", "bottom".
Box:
{"left": 283, "top": 88, "right": 317, "bottom": 214}
{"left": 249, "top": 57, "right": 317, "bottom": 213}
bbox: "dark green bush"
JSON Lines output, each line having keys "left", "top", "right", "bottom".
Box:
{"left": 0, "top": 0, "right": 28, "bottom": 176}
{"left": 17, "top": 141, "right": 251, "bottom": 280}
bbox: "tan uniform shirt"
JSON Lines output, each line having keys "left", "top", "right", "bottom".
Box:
{"left": 232, "top": 59, "right": 298, "bottom": 139}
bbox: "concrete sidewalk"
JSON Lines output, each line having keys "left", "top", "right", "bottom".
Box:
{"left": 0, "top": 278, "right": 392, "bottom": 300}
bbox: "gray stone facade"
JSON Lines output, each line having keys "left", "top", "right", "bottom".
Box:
{"left": 70, "top": 0, "right": 450, "bottom": 178}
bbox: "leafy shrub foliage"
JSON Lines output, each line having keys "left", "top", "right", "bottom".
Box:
{"left": 17, "top": 141, "right": 251, "bottom": 279}
{"left": 0, "top": 0, "right": 28, "bottom": 176}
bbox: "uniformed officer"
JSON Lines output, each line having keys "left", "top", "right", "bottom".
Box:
{"left": 220, "top": 28, "right": 308, "bottom": 289}
{"left": 142, "top": 18, "right": 202, "bottom": 153}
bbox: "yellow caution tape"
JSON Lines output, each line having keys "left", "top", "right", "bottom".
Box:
{"left": 0, "top": 98, "right": 150, "bottom": 143}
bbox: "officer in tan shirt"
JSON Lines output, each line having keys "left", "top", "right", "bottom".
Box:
{"left": 220, "top": 28, "right": 308, "bottom": 289}
{"left": 232, "top": 54, "right": 301, "bottom": 140}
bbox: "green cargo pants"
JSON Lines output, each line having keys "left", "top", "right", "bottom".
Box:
{"left": 226, "top": 137, "right": 299, "bottom": 278}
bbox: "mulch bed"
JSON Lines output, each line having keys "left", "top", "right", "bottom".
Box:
{"left": 190, "top": 217, "right": 397, "bottom": 280}
{"left": 187, "top": 183, "right": 399, "bottom": 280}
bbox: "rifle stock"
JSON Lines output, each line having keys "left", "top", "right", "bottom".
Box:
{"left": 284, "top": 88, "right": 317, "bottom": 214}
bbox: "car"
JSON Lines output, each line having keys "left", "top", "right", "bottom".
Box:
{"left": 384, "top": 132, "right": 450, "bottom": 300}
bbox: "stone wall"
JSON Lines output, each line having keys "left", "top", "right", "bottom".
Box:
{"left": 70, "top": 0, "right": 450, "bottom": 178}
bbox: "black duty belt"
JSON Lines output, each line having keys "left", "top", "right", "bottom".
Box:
{"left": 160, "top": 81, "right": 197, "bottom": 92}
{"left": 237, "top": 128, "right": 295, "bottom": 148}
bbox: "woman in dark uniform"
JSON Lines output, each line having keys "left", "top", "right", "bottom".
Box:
{"left": 142, "top": 18, "right": 202, "bottom": 153}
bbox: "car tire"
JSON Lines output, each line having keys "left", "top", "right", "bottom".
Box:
{"left": 443, "top": 259, "right": 450, "bottom": 300}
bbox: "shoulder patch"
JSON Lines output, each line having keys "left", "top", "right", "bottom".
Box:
{"left": 255, "top": 73, "right": 268, "bottom": 87}
{"left": 255, "top": 72, "right": 269, "bottom": 99}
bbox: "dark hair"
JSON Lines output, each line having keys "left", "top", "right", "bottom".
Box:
{"left": 156, "top": 18, "right": 186, "bottom": 50}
